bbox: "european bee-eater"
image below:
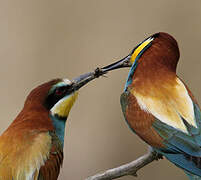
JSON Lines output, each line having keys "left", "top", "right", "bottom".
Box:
{"left": 0, "top": 70, "right": 109, "bottom": 180}
{"left": 102, "top": 32, "right": 201, "bottom": 179}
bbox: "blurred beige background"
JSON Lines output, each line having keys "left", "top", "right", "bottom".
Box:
{"left": 0, "top": 0, "right": 201, "bottom": 179}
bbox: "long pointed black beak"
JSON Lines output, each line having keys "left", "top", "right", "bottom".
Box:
{"left": 100, "top": 33, "right": 158, "bottom": 73}
{"left": 101, "top": 53, "right": 132, "bottom": 73}
{"left": 71, "top": 51, "right": 132, "bottom": 91}
{"left": 71, "top": 68, "right": 105, "bottom": 91}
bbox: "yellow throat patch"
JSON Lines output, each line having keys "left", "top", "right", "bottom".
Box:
{"left": 130, "top": 37, "right": 154, "bottom": 64}
{"left": 51, "top": 92, "right": 78, "bottom": 118}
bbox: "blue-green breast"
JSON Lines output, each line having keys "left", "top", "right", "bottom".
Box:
{"left": 50, "top": 114, "right": 66, "bottom": 147}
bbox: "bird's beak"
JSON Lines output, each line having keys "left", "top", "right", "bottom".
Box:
{"left": 100, "top": 34, "right": 158, "bottom": 73}
{"left": 71, "top": 53, "right": 133, "bottom": 91}
{"left": 71, "top": 69, "right": 105, "bottom": 91}
{"left": 70, "top": 51, "right": 134, "bottom": 91}
{"left": 101, "top": 54, "right": 132, "bottom": 73}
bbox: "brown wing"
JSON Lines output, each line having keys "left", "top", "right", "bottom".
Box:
{"left": 39, "top": 131, "right": 63, "bottom": 180}
{"left": 121, "top": 91, "right": 164, "bottom": 148}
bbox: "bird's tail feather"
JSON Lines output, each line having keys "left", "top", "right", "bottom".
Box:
{"left": 185, "top": 171, "right": 201, "bottom": 180}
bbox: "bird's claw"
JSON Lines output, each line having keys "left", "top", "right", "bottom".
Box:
{"left": 148, "top": 146, "right": 163, "bottom": 160}
{"left": 151, "top": 151, "right": 163, "bottom": 160}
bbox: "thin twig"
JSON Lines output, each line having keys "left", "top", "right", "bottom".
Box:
{"left": 85, "top": 150, "right": 162, "bottom": 180}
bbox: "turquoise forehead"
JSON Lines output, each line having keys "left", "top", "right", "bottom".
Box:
{"left": 48, "top": 79, "right": 72, "bottom": 95}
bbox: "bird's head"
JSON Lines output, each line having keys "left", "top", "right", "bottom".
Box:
{"left": 101, "top": 32, "right": 180, "bottom": 89}
{"left": 44, "top": 78, "right": 78, "bottom": 119}
{"left": 24, "top": 71, "right": 101, "bottom": 120}
{"left": 101, "top": 32, "right": 180, "bottom": 73}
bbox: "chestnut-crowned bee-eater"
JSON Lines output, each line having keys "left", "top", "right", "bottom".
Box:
{"left": 102, "top": 32, "right": 201, "bottom": 180}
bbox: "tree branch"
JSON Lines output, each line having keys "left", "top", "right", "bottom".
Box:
{"left": 85, "top": 149, "right": 162, "bottom": 180}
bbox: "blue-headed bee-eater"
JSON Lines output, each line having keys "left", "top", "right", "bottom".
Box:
{"left": 101, "top": 32, "right": 201, "bottom": 179}
{"left": 0, "top": 70, "right": 120, "bottom": 180}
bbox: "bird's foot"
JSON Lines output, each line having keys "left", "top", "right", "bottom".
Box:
{"left": 148, "top": 146, "right": 163, "bottom": 160}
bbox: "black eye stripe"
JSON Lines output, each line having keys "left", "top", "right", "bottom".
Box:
{"left": 55, "top": 89, "right": 65, "bottom": 96}
{"left": 44, "top": 84, "right": 72, "bottom": 110}
{"left": 55, "top": 86, "right": 67, "bottom": 95}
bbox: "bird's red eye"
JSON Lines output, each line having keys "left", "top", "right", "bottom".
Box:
{"left": 55, "top": 87, "right": 66, "bottom": 96}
